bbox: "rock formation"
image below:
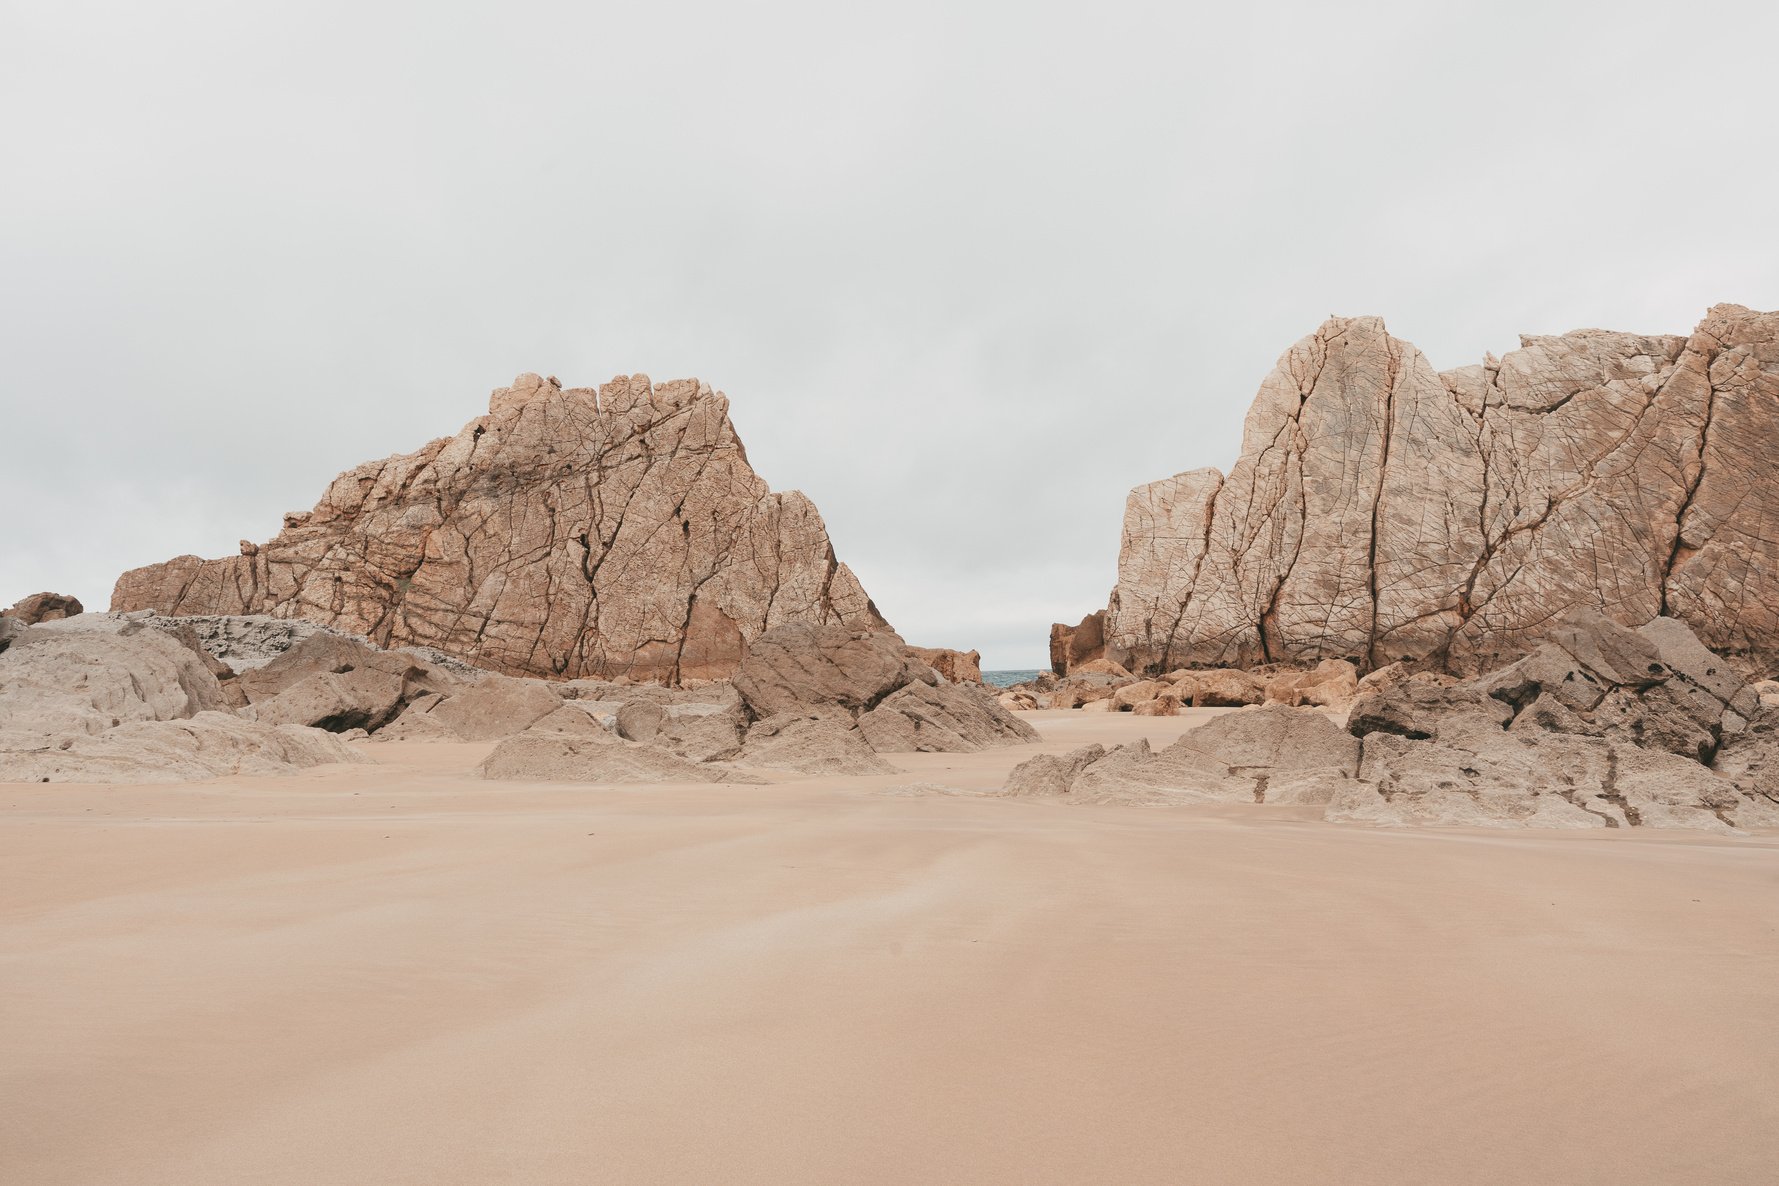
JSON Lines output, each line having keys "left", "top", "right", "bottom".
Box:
{"left": 1008, "top": 612, "right": 1777, "bottom": 831}
{"left": 1098, "top": 304, "right": 1779, "bottom": 676}
{"left": 111, "top": 373, "right": 886, "bottom": 683}
{"left": 2, "top": 592, "right": 84, "bottom": 624}
{"left": 0, "top": 616, "right": 362, "bottom": 782}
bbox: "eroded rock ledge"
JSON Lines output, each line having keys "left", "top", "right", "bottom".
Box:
{"left": 1093, "top": 304, "right": 1779, "bottom": 677}
{"left": 110, "top": 373, "right": 885, "bottom": 682}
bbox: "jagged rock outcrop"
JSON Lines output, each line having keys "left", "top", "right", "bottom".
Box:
{"left": 1102, "top": 305, "right": 1779, "bottom": 676}
{"left": 2, "top": 593, "right": 83, "bottom": 624}
{"left": 110, "top": 373, "right": 886, "bottom": 682}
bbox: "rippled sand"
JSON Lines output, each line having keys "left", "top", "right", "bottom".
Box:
{"left": 4, "top": 711, "right": 1776, "bottom": 1184}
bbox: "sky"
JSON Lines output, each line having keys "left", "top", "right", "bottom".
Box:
{"left": 3, "top": 1, "right": 1776, "bottom": 669}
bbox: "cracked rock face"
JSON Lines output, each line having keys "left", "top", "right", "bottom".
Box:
{"left": 110, "top": 373, "right": 886, "bottom": 683}
{"left": 1105, "top": 304, "right": 1779, "bottom": 676}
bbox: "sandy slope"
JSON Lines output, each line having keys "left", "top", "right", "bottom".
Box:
{"left": 2, "top": 710, "right": 1776, "bottom": 1185}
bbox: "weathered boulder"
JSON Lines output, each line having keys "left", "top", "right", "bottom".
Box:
{"left": 1264, "top": 659, "right": 1360, "bottom": 709}
{"left": 2, "top": 592, "right": 83, "bottom": 624}
{"left": 1002, "top": 744, "right": 1108, "bottom": 797}
{"left": 1099, "top": 305, "right": 1779, "bottom": 677}
{"left": 738, "top": 713, "right": 898, "bottom": 775}
{"left": 1048, "top": 611, "right": 1106, "bottom": 675}
{"left": 412, "top": 676, "right": 565, "bottom": 742}
{"left": 732, "top": 625, "right": 933, "bottom": 720}
{"left": 1189, "top": 669, "right": 1265, "bottom": 707}
{"left": 1003, "top": 705, "right": 1359, "bottom": 806}
{"left": 111, "top": 373, "right": 886, "bottom": 682}
{"left": 0, "top": 711, "right": 365, "bottom": 784}
{"left": 908, "top": 646, "right": 984, "bottom": 684}
{"left": 1333, "top": 730, "right": 1747, "bottom": 831}
{"left": 855, "top": 681, "right": 1040, "bottom": 753}
{"left": 1111, "top": 679, "right": 1168, "bottom": 711}
{"left": 0, "top": 623, "right": 228, "bottom": 737}
{"left": 248, "top": 668, "right": 409, "bottom": 733}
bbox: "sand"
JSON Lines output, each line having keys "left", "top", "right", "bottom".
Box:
{"left": 3, "top": 709, "right": 1776, "bottom": 1185}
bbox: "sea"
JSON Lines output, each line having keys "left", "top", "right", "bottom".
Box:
{"left": 983, "top": 669, "right": 1041, "bottom": 688}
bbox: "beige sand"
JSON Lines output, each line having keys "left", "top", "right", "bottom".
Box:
{"left": 3, "top": 710, "right": 1776, "bottom": 1185}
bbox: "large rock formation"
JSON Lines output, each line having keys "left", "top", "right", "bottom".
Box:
{"left": 111, "top": 373, "right": 886, "bottom": 682}
{"left": 1102, "top": 305, "right": 1779, "bottom": 676}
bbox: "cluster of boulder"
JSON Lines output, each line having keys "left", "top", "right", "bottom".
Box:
{"left": 0, "top": 603, "right": 1035, "bottom": 785}
{"left": 1004, "top": 612, "right": 1779, "bottom": 832}
{"left": 995, "top": 655, "right": 1362, "bottom": 716}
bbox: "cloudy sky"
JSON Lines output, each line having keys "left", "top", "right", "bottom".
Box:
{"left": 4, "top": 1, "right": 1776, "bottom": 668}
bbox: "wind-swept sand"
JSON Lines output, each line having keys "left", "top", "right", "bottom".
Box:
{"left": 3, "top": 710, "right": 1776, "bottom": 1185}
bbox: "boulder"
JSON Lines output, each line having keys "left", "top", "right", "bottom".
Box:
{"left": 908, "top": 646, "right": 984, "bottom": 684}
{"left": 2, "top": 592, "right": 83, "bottom": 624}
{"left": 855, "top": 681, "right": 1040, "bottom": 753}
{"left": 732, "top": 625, "right": 933, "bottom": 720}
{"left": 110, "top": 373, "right": 885, "bottom": 682}
{"left": 1111, "top": 679, "right": 1168, "bottom": 711}
{"left": 1333, "top": 730, "right": 1747, "bottom": 831}
{"left": 0, "top": 623, "right": 228, "bottom": 737}
{"left": 1068, "top": 657, "right": 1132, "bottom": 680}
{"left": 1189, "top": 669, "right": 1265, "bottom": 707}
{"left": 1264, "top": 659, "right": 1360, "bottom": 709}
{"left": 0, "top": 712, "right": 365, "bottom": 784}
{"left": 1001, "top": 706, "right": 1359, "bottom": 806}
{"left": 417, "top": 676, "right": 565, "bottom": 742}
{"left": 1002, "top": 744, "right": 1107, "bottom": 797}
{"left": 1048, "top": 610, "right": 1106, "bottom": 675}
{"left": 737, "top": 713, "right": 898, "bottom": 775}
{"left": 248, "top": 668, "right": 408, "bottom": 733}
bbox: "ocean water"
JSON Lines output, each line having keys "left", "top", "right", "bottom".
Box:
{"left": 983, "top": 669, "right": 1041, "bottom": 688}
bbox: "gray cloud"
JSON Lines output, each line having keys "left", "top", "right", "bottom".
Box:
{"left": 4, "top": 0, "right": 1776, "bottom": 668}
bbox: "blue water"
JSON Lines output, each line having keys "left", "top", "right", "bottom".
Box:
{"left": 984, "top": 669, "right": 1042, "bottom": 688}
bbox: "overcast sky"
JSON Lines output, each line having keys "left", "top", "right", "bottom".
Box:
{"left": 4, "top": 1, "right": 1776, "bottom": 668}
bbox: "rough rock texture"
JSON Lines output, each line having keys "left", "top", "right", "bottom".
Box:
{"left": 1103, "top": 305, "right": 1779, "bottom": 676}
{"left": 731, "top": 625, "right": 934, "bottom": 720}
{"left": 0, "top": 620, "right": 364, "bottom": 783}
{"left": 908, "top": 646, "right": 984, "bottom": 684}
{"left": 1003, "top": 707, "right": 1360, "bottom": 807}
{"left": 0, "top": 623, "right": 231, "bottom": 737}
{"left": 1340, "top": 613, "right": 1778, "bottom": 830}
{"left": 738, "top": 713, "right": 898, "bottom": 775}
{"left": 111, "top": 372, "right": 886, "bottom": 682}
{"left": 855, "top": 681, "right": 1040, "bottom": 753}
{"left": 2, "top": 592, "right": 83, "bottom": 624}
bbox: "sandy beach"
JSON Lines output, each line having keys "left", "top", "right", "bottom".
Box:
{"left": 3, "top": 710, "right": 1775, "bottom": 1185}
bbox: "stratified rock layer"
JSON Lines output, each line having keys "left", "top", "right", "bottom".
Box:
{"left": 1106, "top": 305, "right": 1779, "bottom": 675}
{"left": 111, "top": 373, "right": 885, "bottom": 682}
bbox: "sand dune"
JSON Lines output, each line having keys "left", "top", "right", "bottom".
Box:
{"left": 3, "top": 711, "right": 1776, "bottom": 1185}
